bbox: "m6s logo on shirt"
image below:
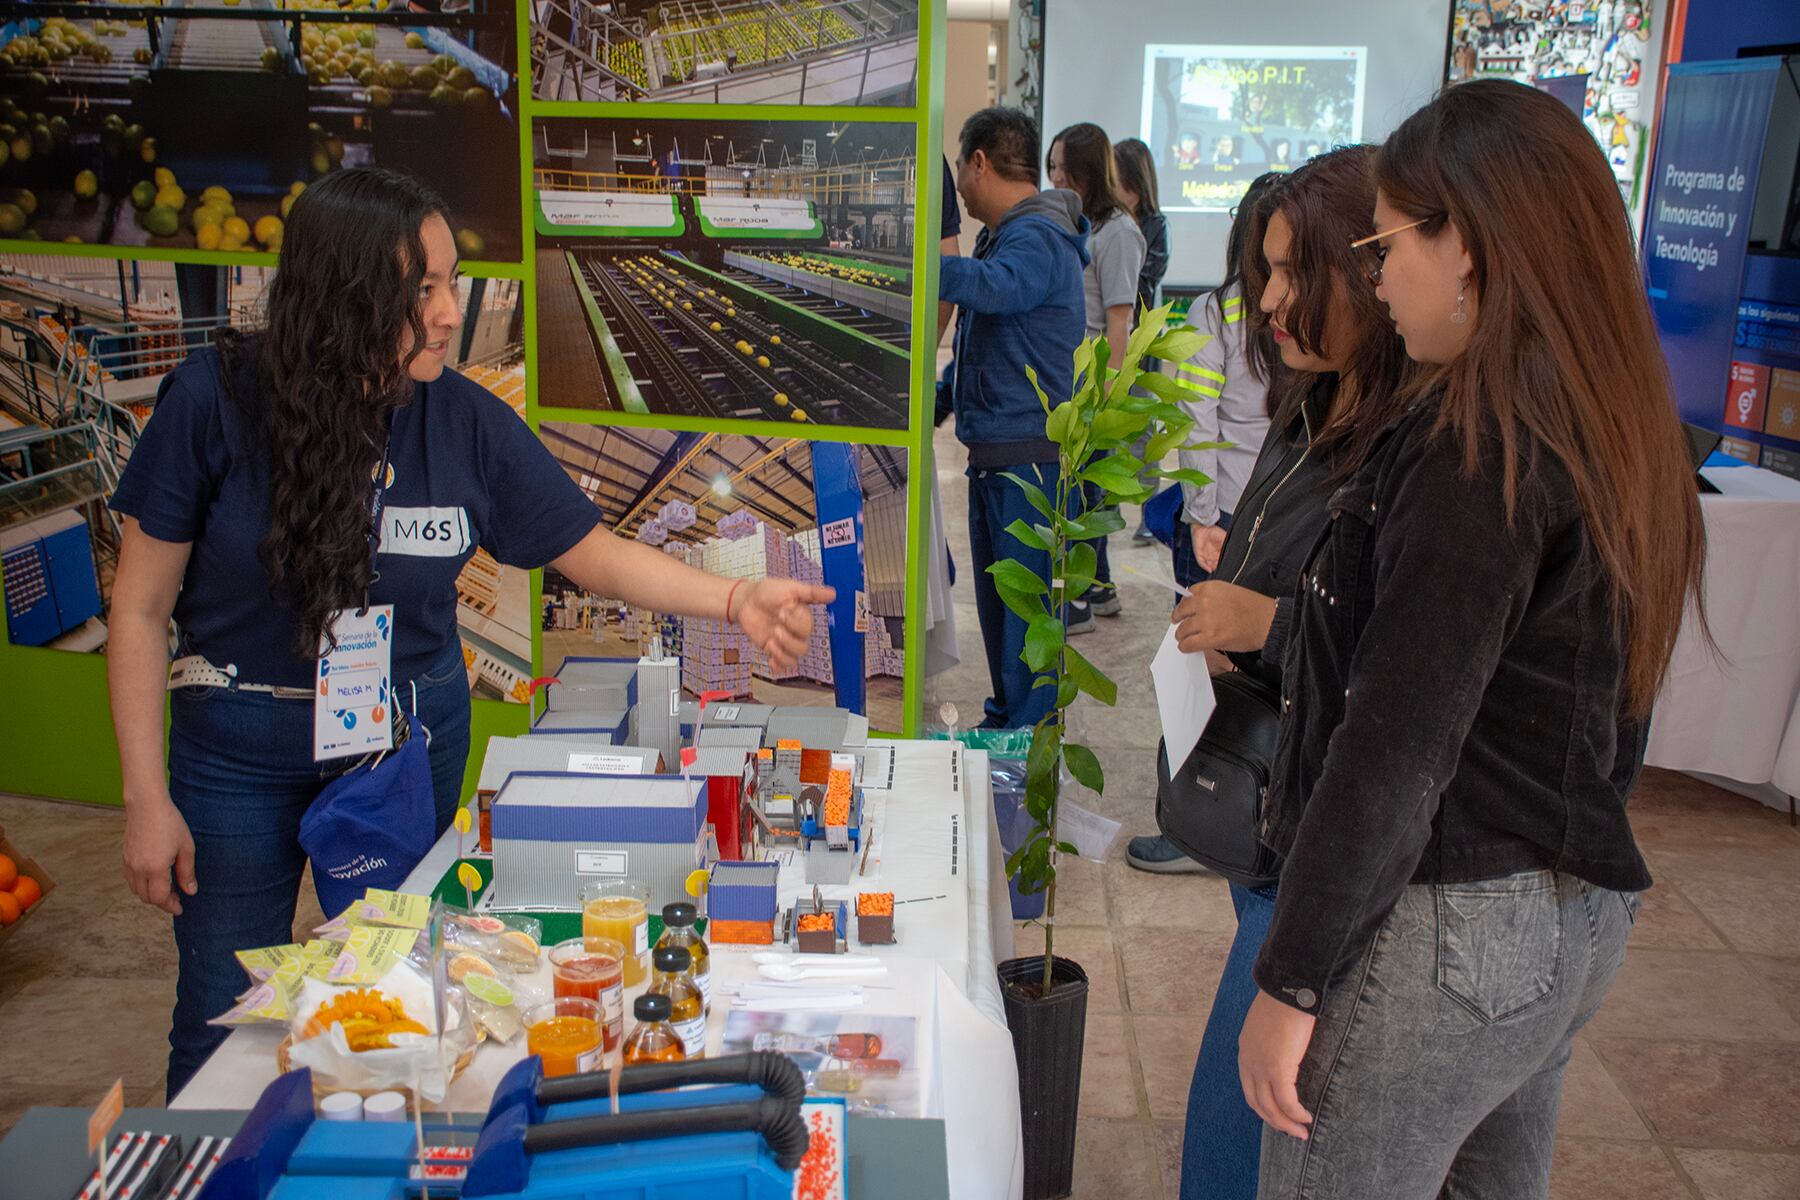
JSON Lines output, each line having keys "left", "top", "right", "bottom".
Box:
{"left": 380, "top": 506, "right": 472, "bottom": 557}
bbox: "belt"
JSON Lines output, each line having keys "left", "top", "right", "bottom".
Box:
{"left": 167, "top": 655, "right": 314, "bottom": 699}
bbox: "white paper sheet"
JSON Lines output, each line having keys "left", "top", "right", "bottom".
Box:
{"left": 1151, "top": 624, "right": 1216, "bottom": 769}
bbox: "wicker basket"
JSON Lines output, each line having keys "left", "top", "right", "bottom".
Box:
{"left": 275, "top": 1034, "right": 480, "bottom": 1106}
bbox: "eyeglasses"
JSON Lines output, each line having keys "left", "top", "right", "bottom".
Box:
{"left": 1349, "top": 216, "right": 1428, "bottom": 285}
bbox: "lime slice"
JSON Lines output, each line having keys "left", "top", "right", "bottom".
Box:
{"left": 463, "top": 972, "right": 514, "bottom": 1007}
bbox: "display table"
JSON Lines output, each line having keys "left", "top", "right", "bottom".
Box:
{"left": 1645, "top": 465, "right": 1800, "bottom": 815}
{"left": 173, "top": 740, "right": 1025, "bottom": 1200}
{"left": 0, "top": 1106, "right": 951, "bottom": 1200}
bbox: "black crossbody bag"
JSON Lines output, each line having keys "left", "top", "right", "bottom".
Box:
{"left": 1154, "top": 410, "right": 1315, "bottom": 889}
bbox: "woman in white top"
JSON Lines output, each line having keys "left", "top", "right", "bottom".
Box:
{"left": 1173, "top": 173, "right": 1282, "bottom": 587}
{"left": 1047, "top": 122, "right": 1145, "bottom": 626}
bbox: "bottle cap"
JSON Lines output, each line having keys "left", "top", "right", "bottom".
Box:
{"left": 654, "top": 945, "right": 692, "bottom": 974}
{"left": 634, "top": 993, "right": 673, "bottom": 1022}
{"left": 319, "top": 1092, "right": 364, "bottom": 1122}
{"left": 662, "top": 902, "right": 697, "bottom": 927}
{"left": 363, "top": 1092, "right": 407, "bottom": 1122}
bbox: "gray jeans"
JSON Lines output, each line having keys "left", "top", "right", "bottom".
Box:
{"left": 1259, "top": 870, "right": 1638, "bottom": 1200}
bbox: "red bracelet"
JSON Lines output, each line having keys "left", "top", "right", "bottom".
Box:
{"left": 725, "top": 579, "right": 743, "bottom": 624}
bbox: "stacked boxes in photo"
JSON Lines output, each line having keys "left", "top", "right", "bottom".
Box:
{"left": 708, "top": 859, "right": 780, "bottom": 945}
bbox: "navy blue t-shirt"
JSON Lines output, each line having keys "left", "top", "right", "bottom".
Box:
{"left": 941, "top": 156, "right": 962, "bottom": 241}
{"left": 110, "top": 345, "right": 601, "bottom": 689}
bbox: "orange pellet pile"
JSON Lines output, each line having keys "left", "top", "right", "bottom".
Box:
{"left": 823, "top": 770, "right": 852, "bottom": 827}
{"left": 795, "top": 1107, "right": 843, "bottom": 1200}
{"left": 857, "top": 893, "right": 893, "bottom": 916}
{"left": 797, "top": 912, "right": 835, "bottom": 933}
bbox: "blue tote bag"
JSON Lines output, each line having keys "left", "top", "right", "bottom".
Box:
{"left": 298, "top": 712, "right": 437, "bottom": 915}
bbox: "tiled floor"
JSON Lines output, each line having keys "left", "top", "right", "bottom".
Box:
{"left": 0, "top": 421, "right": 1795, "bottom": 1200}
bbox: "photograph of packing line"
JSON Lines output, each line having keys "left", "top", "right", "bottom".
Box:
{"left": 533, "top": 116, "right": 914, "bottom": 431}
{"left": 530, "top": 0, "right": 916, "bottom": 106}
{"left": 0, "top": 253, "right": 537, "bottom": 703}
{"left": 0, "top": 0, "right": 521, "bottom": 259}
{"left": 540, "top": 419, "right": 907, "bottom": 732}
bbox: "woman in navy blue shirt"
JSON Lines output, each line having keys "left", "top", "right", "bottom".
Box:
{"left": 108, "top": 169, "right": 831, "bottom": 1096}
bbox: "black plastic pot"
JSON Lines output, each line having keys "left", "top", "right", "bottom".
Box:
{"left": 998, "top": 954, "right": 1089, "bottom": 1200}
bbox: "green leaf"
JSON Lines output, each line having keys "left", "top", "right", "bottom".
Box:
{"left": 1144, "top": 421, "right": 1191, "bottom": 463}
{"left": 1136, "top": 371, "right": 1212, "bottom": 406}
{"left": 1056, "top": 841, "right": 1080, "bottom": 858}
{"left": 998, "top": 471, "right": 1056, "bottom": 521}
{"left": 1180, "top": 440, "right": 1236, "bottom": 452}
{"left": 1062, "top": 508, "right": 1128, "bottom": 541}
{"left": 1080, "top": 455, "right": 1141, "bottom": 489}
{"left": 1045, "top": 399, "right": 1077, "bottom": 447}
{"left": 1027, "top": 720, "right": 1062, "bottom": 790}
{"left": 1149, "top": 327, "right": 1212, "bottom": 362}
{"left": 1066, "top": 644, "right": 1118, "bottom": 705}
{"left": 1067, "top": 541, "right": 1097, "bottom": 584}
{"left": 1090, "top": 408, "right": 1150, "bottom": 444}
{"left": 1063, "top": 742, "right": 1105, "bottom": 794}
{"left": 1003, "top": 519, "right": 1051, "bottom": 553}
{"left": 1056, "top": 675, "right": 1080, "bottom": 708}
{"left": 995, "top": 581, "right": 1046, "bottom": 624}
{"left": 1154, "top": 467, "right": 1214, "bottom": 488}
{"left": 1025, "top": 364, "right": 1051, "bottom": 415}
{"left": 1023, "top": 614, "right": 1065, "bottom": 673}
{"left": 987, "top": 558, "right": 1048, "bottom": 596}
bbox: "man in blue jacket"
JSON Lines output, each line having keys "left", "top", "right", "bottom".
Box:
{"left": 939, "top": 106, "right": 1090, "bottom": 729}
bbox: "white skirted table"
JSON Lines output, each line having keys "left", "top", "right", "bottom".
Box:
{"left": 173, "top": 740, "right": 1026, "bottom": 1199}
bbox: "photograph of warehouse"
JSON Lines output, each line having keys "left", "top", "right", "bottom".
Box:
{"left": 541, "top": 420, "right": 907, "bottom": 732}
{"left": 531, "top": 0, "right": 917, "bottom": 106}
{"left": 0, "top": 254, "right": 533, "bottom": 704}
{"left": 534, "top": 115, "right": 915, "bottom": 431}
{"left": 0, "top": 3, "right": 522, "bottom": 259}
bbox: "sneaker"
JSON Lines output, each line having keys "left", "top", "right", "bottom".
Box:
{"left": 1126, "top": 834, "right": 1207, "bottom": 874}
{"left": 1133, "top": 523, "right": 1156, "bottom": 545}
{"left": 1066, "top": 602, "right": 1095, "bottom": 636}
{"left": 1084, "top": 585, "right": 1122, "bottom": 617}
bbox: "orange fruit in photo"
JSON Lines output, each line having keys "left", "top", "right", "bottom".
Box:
{"left": 11, "top": 875, "right": 41, "bottom": 909}
{"left": 0, "top": 853, "right": 16, "bottom": 890}
{"left": 0, "top": 892, "right": 20, "bottom": 925}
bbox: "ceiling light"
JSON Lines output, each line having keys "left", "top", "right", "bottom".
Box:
{"left": 711, "top": 475, "right": 733, "bottom": 497}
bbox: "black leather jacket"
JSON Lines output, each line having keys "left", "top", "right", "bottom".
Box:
{"left": 1216, "top": 378, "right": 1336, "bottom": 690}
{"left": 1253, "top": 398, "right": 1652, "bottom": 1015}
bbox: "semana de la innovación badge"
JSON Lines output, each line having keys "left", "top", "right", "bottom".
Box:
{"left": 314, "top": 604, "right": 395, "bottom": 762}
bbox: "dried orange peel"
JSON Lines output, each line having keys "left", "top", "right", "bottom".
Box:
{"left": 300, "top": 988, "right": 429, "bottom": 1052}
{"left": 797, "top": 913, "right": 835, "bottom": 933}
{"left": 823, "top": 770, "right": 853, "bottom": 826}
{"left": 856, "top": 893, "right": 893, "bottom": 916}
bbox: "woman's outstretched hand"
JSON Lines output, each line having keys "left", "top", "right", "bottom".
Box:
{"left": 734, "top": 579, "right": 836, "bottom": 672}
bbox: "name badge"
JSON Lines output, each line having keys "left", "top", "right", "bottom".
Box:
{"left": 314, "top": 605, "right": 396, "bottom": 762}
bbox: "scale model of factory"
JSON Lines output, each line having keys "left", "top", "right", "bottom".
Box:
{"left": 475, "top": 654, "right": 874, "bottom": 914}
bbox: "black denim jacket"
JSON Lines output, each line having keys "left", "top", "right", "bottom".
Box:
{"left": 1252, "top": 399, "right": 1653, "bottom": 1015}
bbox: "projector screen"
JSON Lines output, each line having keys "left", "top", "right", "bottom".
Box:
{"left": 1044, "top": 0, "right": 1450, "bottom": 287}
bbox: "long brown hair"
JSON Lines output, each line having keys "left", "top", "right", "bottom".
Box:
{"left": 1373, "top": 79, "right": 1705, "bottom": 716}
{"left": 1112, "top": 137, "right": 1159, "bottom": 225}
{"left": 1242, "top": 145, "right": 1413, "bottom": 473}
{"left": 1048, "top": 123, "right": 1126, "bottom": 228}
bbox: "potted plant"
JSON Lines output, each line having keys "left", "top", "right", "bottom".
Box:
{"left": 991, "top": 302, "right": 1213, "bottom": 1199}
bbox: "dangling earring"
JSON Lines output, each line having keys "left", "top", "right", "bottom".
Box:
{"left": 1450, "top": 277, "right": 1469, "bottom": 325}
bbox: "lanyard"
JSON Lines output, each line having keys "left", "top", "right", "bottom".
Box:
{"left": 364, "top": 427, "right": 394, "bottom": 609}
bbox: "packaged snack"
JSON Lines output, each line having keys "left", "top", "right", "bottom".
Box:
{"left": 234, "top": 944, "right": 302, "bottom": 982}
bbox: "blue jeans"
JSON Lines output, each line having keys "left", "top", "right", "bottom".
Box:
{"left": 968, "top": 463, "right": 1062, "bottom": 729}
{"left": 1182, "top": 881, "right": 1278, "bottom": 1200}
{"left": 163, "top": 644, "right": 471, "bottom": 1099}
{"left": 1172, "top": 510, "right": 1234, "bottom": 592}
{"left": 1258, "top": 873, "right": 1635, "bottom": 1199}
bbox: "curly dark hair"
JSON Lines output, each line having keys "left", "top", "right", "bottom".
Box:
{"left": 219, "top": 167, "right": 450, "bottom": 659}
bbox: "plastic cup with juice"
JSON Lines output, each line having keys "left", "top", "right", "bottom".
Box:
{"left": 524, "top": 997, "right": 604, "bottom": 1078}
{"left": 548, "top": 935, "right": 624, "bottom": 1051}
{"left": 581, "top": 880, "right": 650, "bottom": 986}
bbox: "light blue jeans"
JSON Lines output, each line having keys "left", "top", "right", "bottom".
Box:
{"left": 1181, "top": 881, "right": 1279, "bottom": 1200}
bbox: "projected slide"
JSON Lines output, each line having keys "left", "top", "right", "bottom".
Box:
{"left": 1142, "top": 45, "right": 1367, "bottom": 213}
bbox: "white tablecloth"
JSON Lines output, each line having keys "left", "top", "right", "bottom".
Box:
{"left": 1645, "top": 465, "right": 1800, "bottom": 809}
{"left": 173, "top": 740, "right": 1024, "bottom": 1200}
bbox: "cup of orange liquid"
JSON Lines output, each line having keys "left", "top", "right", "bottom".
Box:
{"left": 581, "top": 880, "right": 650, "bottom": 986}
{"left": 549, "top": 936, "right": 625, "bottom": 1051}
{"left": 525, "top": 997, "right": 604, "bottom": 1078}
